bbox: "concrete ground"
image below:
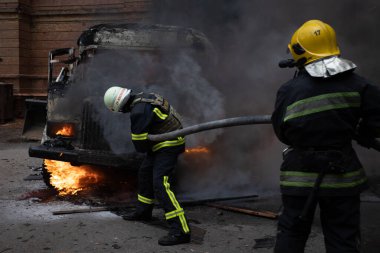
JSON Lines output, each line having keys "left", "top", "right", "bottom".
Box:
{"left": 1, "top": 120, "right": 380, "bottom": 253}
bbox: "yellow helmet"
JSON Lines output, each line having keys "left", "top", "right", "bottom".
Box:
{"left": 288, "top": 20, "right": 340, "bottom": 66}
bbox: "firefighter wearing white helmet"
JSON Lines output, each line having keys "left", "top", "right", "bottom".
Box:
{"left": 273, "top": 20, "right": 380, "bottom": 252}
{"left": 103, "top": 86, "right": 190, "bottom": 246}
{"left": 103, "top": 86, "right": 132, "bottom": 112}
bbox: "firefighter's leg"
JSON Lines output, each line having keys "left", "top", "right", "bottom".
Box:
{"left": 124, "top": 154, "right": 154, "bottom": 221}
{"left": 274, "top": 195, "right": 317, "bottom": 253}
{"left": 319, "top": 196, "right": 361, "bottom": 253}
{"left": 152, "top": 147, "right": 190, "bottom": 246}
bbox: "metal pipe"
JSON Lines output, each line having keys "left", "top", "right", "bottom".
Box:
{"left": 147, "top": 114, "right": 272, "bottom": 142}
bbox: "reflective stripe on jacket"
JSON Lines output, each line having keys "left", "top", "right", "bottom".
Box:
{"left": 271, "top": 70, "right": 380, "bottom": 196}
{"left": 129, "top": 93, "right": 185, "bottom": 153}
{"left": 284, "top": 91, "right": 361, "bottom": 122}
{"left": 280, "top": 169, "right": 367, "bottom": 189}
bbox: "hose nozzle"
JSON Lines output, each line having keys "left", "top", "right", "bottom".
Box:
{"left": 279, "top": 59, "right": 296, "bottom": 68}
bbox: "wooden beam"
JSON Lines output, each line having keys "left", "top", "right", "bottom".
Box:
{"left": 52, "top": 204, "right": 135, "bottom": 215}
{"left": 207, "top": 203, "right": 278, "bottom": 219}
{"left": 181, "top": 194, "right": 258, "bottom": 206}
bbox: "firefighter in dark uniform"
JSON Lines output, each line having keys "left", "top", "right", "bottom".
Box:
{"left": 272, "top": 20, "right": 380, "bottom": 253}
{"left": 104, "top": 86, "right": 190, "bottom": 246}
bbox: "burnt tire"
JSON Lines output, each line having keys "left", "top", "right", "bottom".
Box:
{"left": 42, "top": 163, "right": 53, "bottom": 188}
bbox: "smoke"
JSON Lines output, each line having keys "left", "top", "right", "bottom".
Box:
{"left": 54, "top": 0, "right": 380, "bottom": 198}
{"left": 150, "top": 0, "right": 380, "bottom": 197}
{"left": 55, "top": 47, "right": 225, "bottom": 154}
{"left": 141, "top": 52, "right": 225, "bottom": 146}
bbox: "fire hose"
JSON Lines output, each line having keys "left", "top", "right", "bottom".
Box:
{"left": 147, "top": 115, "right": 272, "bottom": 142}
{"left": 147, "top": 114, "right": 380, "bottom": 152}
{"left": 148, "top": 114, "right": 380, "bottom": 222}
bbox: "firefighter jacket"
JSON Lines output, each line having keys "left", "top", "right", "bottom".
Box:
{"left": 272, "top": 69, "right": 380, "bottom": 196}
{"left": 126, "top": 93, "right": 185, "bottom": 153}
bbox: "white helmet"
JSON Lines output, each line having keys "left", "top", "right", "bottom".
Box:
{"left": 104, "top": 86, "right": 132, "bottom": 112}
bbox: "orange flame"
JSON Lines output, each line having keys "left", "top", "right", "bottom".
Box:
{"left": 185, "top": 147, "right": 210, "bottom": 154}
{"left": 56, "top": 124, "right": 74, "bottom": 137}
{"left": 44, "top": 159, "right": 104, "bottom": 196}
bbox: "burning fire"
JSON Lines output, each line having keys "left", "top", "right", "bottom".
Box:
{"left": 44, "top": 159, "right": 104, "bottom": 196}
{"left": 185, "top": 147, "right": 210, "bottom": 154}
{"left": 56, "top": 124, "right": 74, "bottom": 137}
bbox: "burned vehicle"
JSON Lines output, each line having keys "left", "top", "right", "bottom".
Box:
{"left": 27, "top": 23, "right": 215, "bottom": 190}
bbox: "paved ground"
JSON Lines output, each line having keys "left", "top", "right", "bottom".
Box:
{"left": 1, "top": 120, "right": 380, "bottom": 253}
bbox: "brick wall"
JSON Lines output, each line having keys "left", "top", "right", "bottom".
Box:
{"left": 0, "top": 0, "right": 151, "bottom": 96}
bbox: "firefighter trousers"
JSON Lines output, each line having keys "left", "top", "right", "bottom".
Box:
{"left": 274, "top": 194, "right": 361, "bottom": 253}
{"left": 137, "top": 146, "right": 190, "bottom": 235}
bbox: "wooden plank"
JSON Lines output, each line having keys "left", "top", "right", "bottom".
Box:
{"left": 53, "top": 206, "right": 111, "bottom": 215}
{"left": 207, "top": 203, "right": 278, "bottom": 220}
{"left": 52, "top": 203, "right": 135, "bottom": 215}
{"left": 181, "top": 194, "right": 258, "bottom": 206}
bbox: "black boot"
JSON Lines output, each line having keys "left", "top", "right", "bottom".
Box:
{"left": 158, "top": 233, "right": 191, "bottom": 246}
{"left": 123, "top": 205, "right": 153, "bottom": 221}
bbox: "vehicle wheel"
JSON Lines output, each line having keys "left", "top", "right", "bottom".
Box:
{"left": 42, "top": 162, "right": 53, "bottom": 188}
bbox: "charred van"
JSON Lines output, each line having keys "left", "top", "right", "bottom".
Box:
{"left": 28, "top": 23, "right": 214, "bottom": 180}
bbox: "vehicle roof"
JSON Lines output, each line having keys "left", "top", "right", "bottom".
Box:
{"left": 77, "top": 23, "right": 213, "bottom": 52}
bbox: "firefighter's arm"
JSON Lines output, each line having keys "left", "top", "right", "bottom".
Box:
{"left": 356, "top": 83, "right": 380, "bottom": 150}
{"left": 357, "top": 83, "right": 380, "bottom": 137}
{"left": 272, "top": 86, "right": 291, "bottom": 145}
{"left": 130, "top": 103, "right": 154, "bottom": 153}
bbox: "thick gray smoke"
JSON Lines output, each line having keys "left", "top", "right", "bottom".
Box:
{"left": 55, "top": 0, "right": 380, "bottom": 198}
{"left": 142, "top": 52, "right": 225, "bottom": 146}
{"left": 55, "top": 48, "right": 225, "bottom": 154}
{"left": 150, "top": 0, "right": 380, "bottom": 197}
